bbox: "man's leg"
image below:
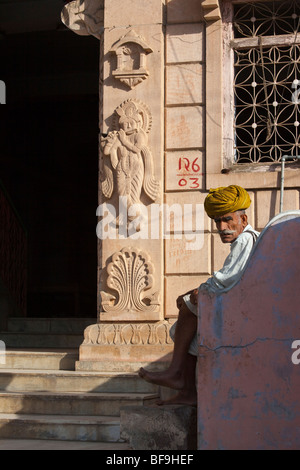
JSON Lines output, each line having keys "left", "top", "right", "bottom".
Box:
{"left": 156, "top": 353, "right": 197, "bottom": 406}
{"left": 138, "top": 301, "right": 197, "bottom": 397}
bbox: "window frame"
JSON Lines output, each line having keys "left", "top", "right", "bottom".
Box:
{"left": 205, "top": 0, "right": 300, "bottom": 189}
{"left": 228, "top": 0, "right": 300, "bottom": 166}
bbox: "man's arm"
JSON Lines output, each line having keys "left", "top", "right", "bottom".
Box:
{"left": 200, "top": 231, "right": 257, "bottom": 294}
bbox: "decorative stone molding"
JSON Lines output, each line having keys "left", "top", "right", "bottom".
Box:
{"left": 61, "top": 0, "right": 104, "bottom": 39}
{"left": 100, "top": 248, "right": 160, "bottom": 319}
{"left": 83, "top": 321, "right": 173, "bottom": 346}
{"left": 201, "top": 0, "right": 221, "bottom": 21}
{"left": 110, "top": 30, "right": 153, "bottom": 89}
{"left": 101, "top": 99, "right": 159, "bottom": 227}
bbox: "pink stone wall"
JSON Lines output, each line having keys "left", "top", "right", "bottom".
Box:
{"left": 197, "top": 212, "right": 300, "bottom": 450}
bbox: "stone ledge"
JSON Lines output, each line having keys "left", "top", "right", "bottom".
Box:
{"left": 76, "top": 359, "right": 171, "bottom": 373}
{"left": 120, "top": 404, "right": 197, "bottom": 450}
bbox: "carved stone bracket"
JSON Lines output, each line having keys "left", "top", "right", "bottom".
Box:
{"left": 61, "top": 0, "right": 104, "bottom": 39}
{"left": 100, "top": 247, "right": 160, "bottom": 320}
{"left": 110, "top": 30, "right": 153, "bottom": 89}
{"left": 202, "top": 0, "right": 221, "bottom": 22}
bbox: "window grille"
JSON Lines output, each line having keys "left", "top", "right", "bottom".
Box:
{"left": 232, "top": 0, "right": 300, "bottom": 163}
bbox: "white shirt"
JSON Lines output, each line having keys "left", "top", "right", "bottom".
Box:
{"left": 184, "top": 224, "right": 260, "bottom": 313}
{"left": 201, "top": 224, "right": 260, "bottom": 293}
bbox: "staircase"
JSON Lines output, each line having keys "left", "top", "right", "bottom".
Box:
{"left": 0, "top": 318, "right": 159, "bottom": 448}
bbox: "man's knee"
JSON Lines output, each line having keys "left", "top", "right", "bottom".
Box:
{"left": 179, "top": 300, "right": 194, "bottom": 316}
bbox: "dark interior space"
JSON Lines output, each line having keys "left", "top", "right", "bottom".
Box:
{"left": 0, "top": 1, "right": 99, "bottom": 318}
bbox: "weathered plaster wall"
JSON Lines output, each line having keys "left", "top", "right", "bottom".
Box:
{"left": 197, "top": 213, "right": 300, "bottom": 449}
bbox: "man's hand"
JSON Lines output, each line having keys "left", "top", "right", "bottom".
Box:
{"left": 190, "top": 289, "right": 199, "bottom": 305}
{"left": 176, "top": 288, "right": 199, "bottom": 310}
{"left": 176, "top": 294, "right": 185, "bottom": 310}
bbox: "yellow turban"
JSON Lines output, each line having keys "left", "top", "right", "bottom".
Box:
{"left": 204, "top": 185, "right": 251, "bottom": 218}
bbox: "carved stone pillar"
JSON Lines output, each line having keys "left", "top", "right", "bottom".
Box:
{"left": 62, "top": 0, "right": 174, "bottom": 371}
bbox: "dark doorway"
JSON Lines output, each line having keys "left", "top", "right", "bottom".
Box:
{"left": 0, "top": 5, "right": 99, "bottom": 318}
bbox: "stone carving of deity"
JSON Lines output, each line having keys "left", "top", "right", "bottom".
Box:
{"left": 101, "top": 99, "right": 159, "bottom": 227}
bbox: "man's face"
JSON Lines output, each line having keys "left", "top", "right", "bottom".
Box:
{"left": 214, "top": 212, "right": 248, "bottom": 244}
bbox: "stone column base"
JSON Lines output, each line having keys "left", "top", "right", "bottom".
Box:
{"left": 76, "top": 321, "right": 175, "bottom": 372}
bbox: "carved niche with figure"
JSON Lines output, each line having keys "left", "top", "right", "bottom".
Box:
{"left": 110, "top": 30, "right": 153, "bottom": 89}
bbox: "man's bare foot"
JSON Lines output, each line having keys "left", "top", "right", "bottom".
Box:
{"left": 155, "top": 390, "right": 197, "bottom": 407}
{"left": 138, "top": 367, "right": 184, "bottom": 390}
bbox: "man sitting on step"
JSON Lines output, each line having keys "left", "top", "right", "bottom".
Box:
{"left": 138, "top": 185, "right": 260, "bottom": 406}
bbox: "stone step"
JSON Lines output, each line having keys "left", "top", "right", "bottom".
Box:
{"left": 7, "top": 318, "right": 95, "bottom": 334}
{"left": 0, "top": 349, "right": 78, "bottom": 371}
{"left": 76, "top": 359, "right": 172, "bottom": 373}
{"left": 0, "top": 439, "right": 132, "bottom": 450}
{"left": 0, "top": 391, "right": 157, "bottom": 416}
{"left": 0, "top": 413, "right": 122, "bottom": 442}
{"left": 0, "top": 369, "right": 158, "bottom": 394}
{"left": 0, "top": 332, "right": 83, "bottom": 349}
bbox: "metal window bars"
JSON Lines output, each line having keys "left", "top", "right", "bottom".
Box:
{"left": 232, "top": 0, "right": 300, "bottom": 163}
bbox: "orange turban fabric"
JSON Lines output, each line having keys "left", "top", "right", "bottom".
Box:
{"left": 204, "top": 185, "right": 251, "bottom": 218}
